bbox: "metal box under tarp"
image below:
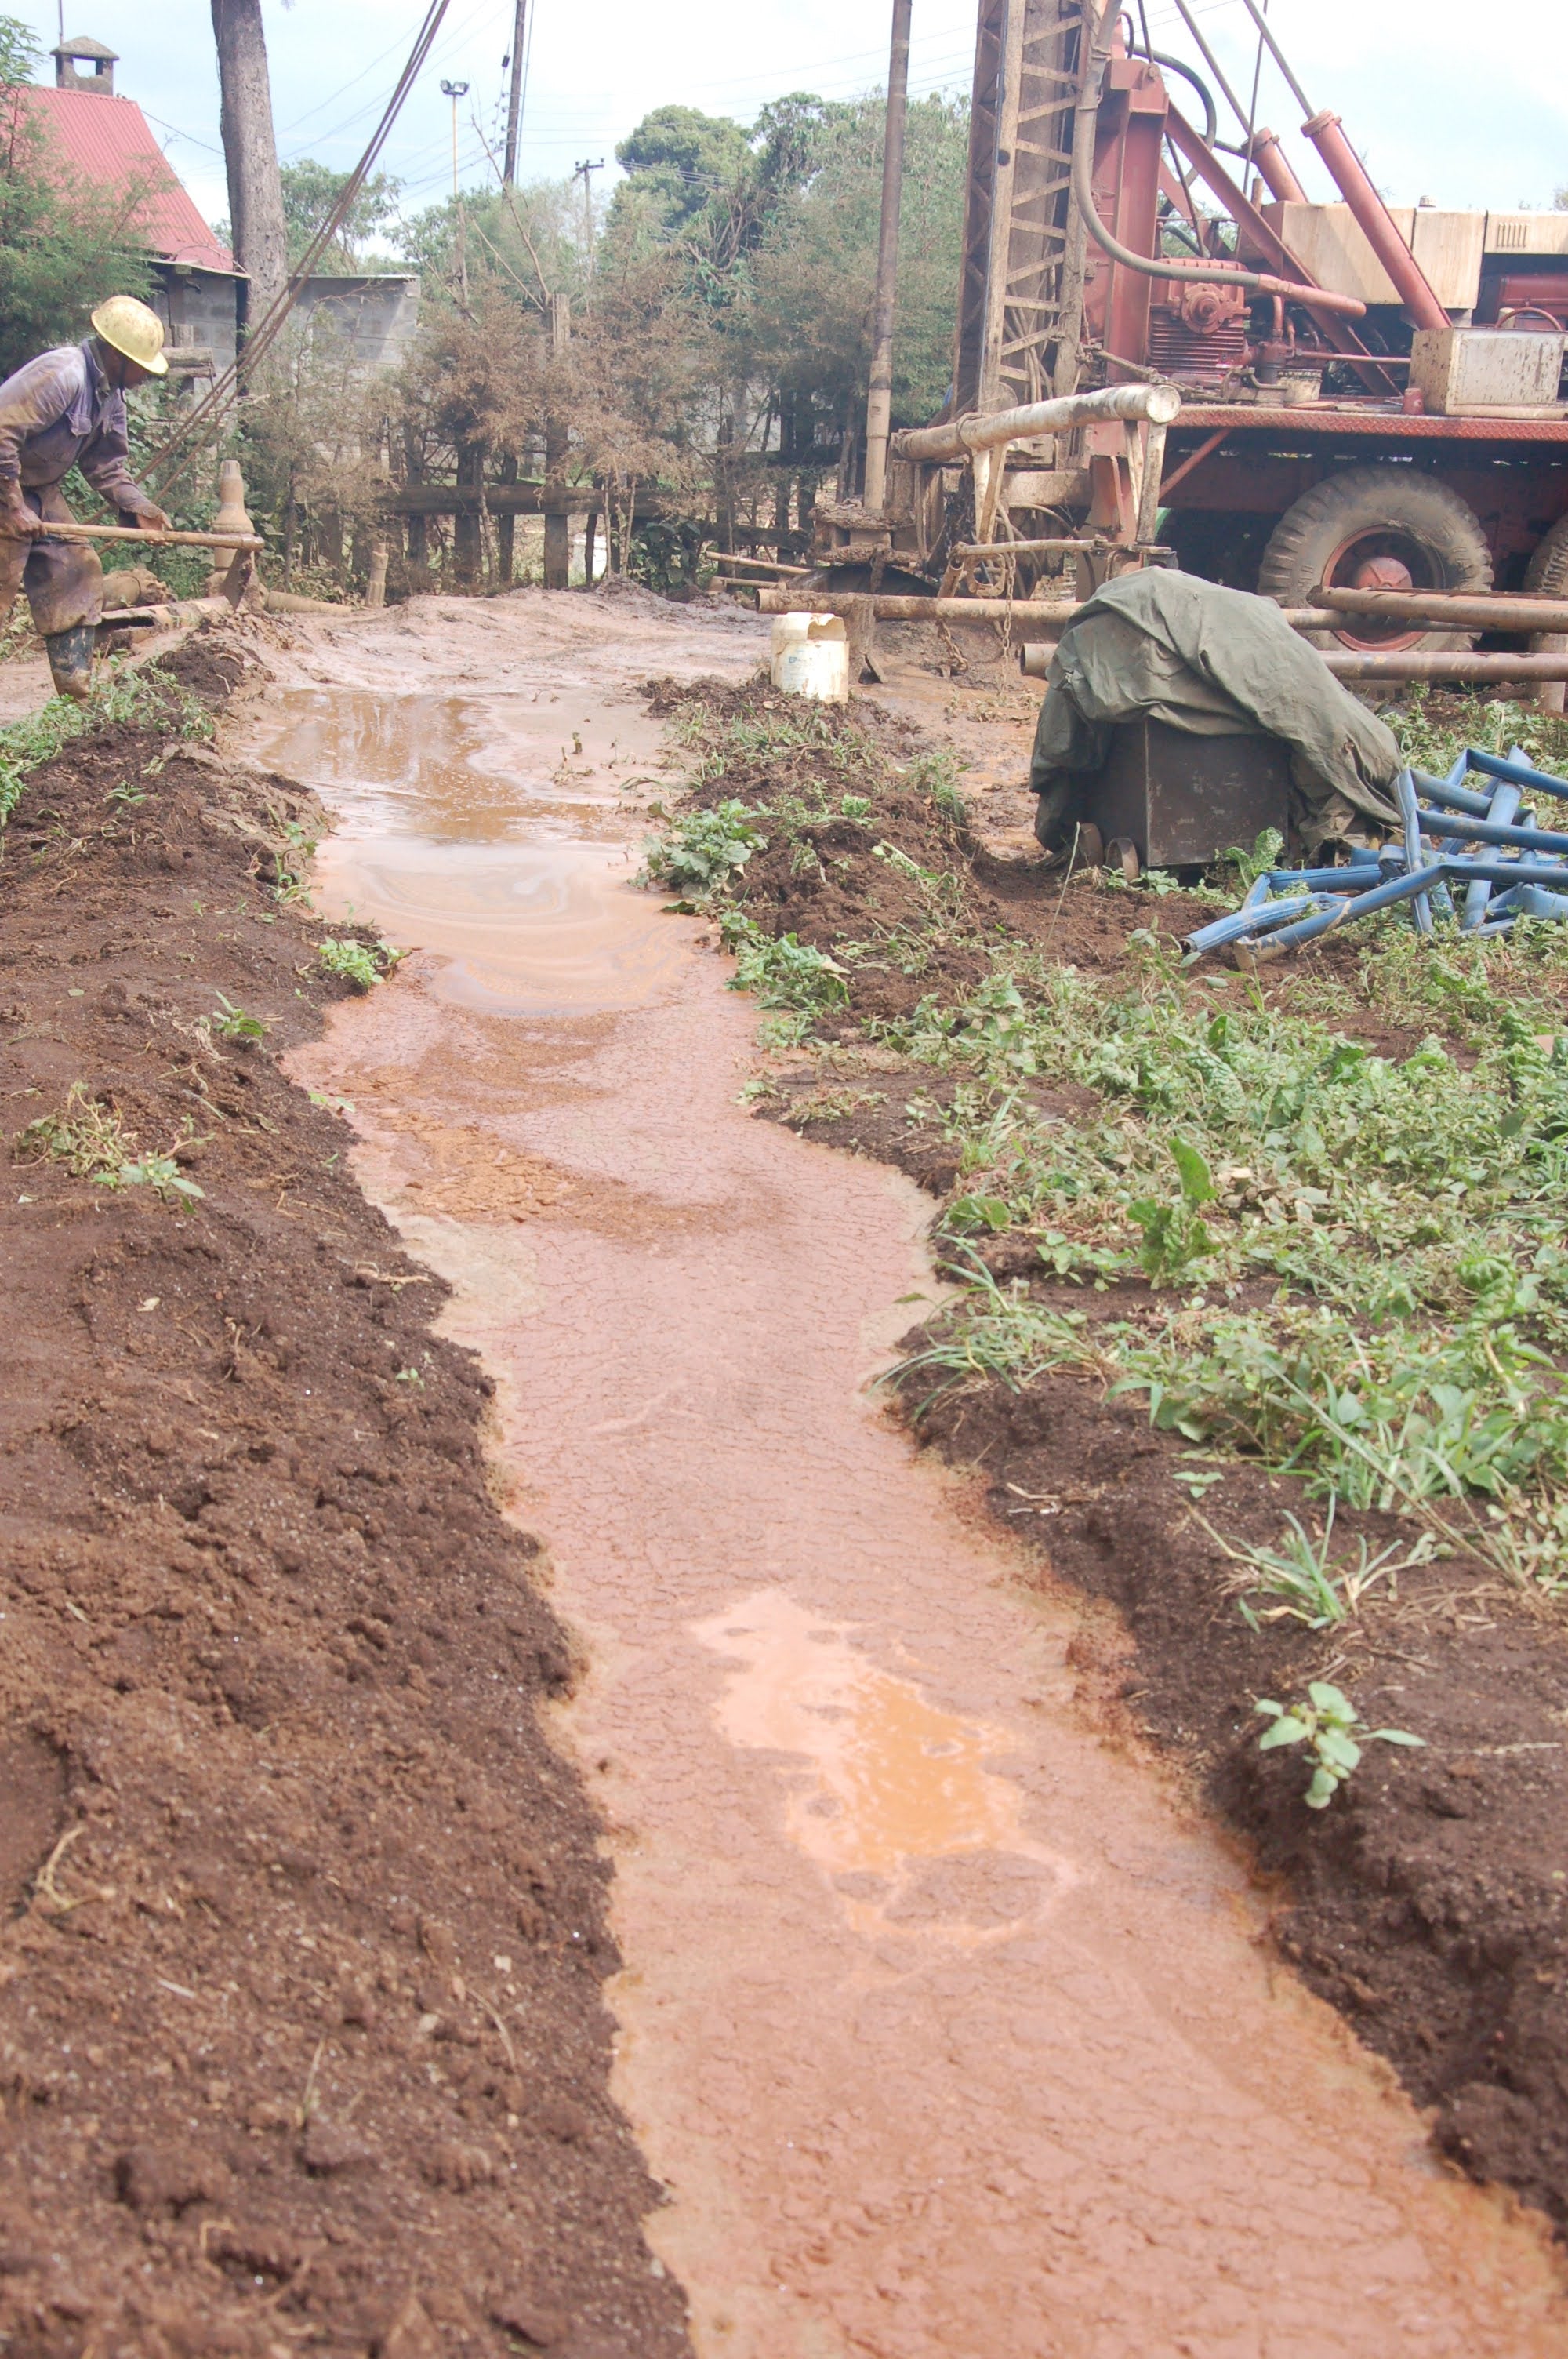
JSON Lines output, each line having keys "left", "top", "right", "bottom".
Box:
{"left": 1083, "top": 718, "right": 1292, "bottom": 869}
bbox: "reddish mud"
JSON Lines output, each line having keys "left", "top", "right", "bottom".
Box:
{"left": 254, "top": 588, "right": 1568, "bottom": 2355}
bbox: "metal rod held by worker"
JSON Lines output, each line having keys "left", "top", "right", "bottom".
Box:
{"left": 20, "top": 523, "right": 264, "bottom": 551}
{"left": 862, "top": 0, "right": 912, "bottom": 516}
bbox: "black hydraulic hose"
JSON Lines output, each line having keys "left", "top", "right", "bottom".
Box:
{"left": 1142, "top": 49, "right": 1218, "bottom": 145}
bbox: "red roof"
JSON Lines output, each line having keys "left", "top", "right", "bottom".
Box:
{"left": 15, "top": 84, "right": 239, "bottom": 274}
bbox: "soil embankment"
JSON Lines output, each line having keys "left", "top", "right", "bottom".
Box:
{"left": 0, "top": 631, "right": 689, "bottom": 2358}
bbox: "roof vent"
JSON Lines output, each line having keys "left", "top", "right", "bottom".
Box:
{"left": 53, "top": 35, "right": 118, "bottom": 97}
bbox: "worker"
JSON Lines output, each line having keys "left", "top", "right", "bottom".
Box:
{"left": 0, "top": 296, "right": 172, "bottom": 701}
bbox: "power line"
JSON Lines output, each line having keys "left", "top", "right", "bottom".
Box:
{"left": 275, "top": 0, "right": 498, "bottom": 160}
{"left": 149, "top": 0, "right": 455, "bottom": 493}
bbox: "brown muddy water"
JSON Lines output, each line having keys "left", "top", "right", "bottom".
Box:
{"left": 253, "top": 593, "right": 1568, "bottom": 2357}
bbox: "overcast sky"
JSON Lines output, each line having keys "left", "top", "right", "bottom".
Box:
{"left": 16, "top": 0, "right": 1568, "bottom": 237}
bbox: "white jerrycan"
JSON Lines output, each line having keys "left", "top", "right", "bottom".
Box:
{"left": 770, "top": 611, "right": 850, "bottom": 703}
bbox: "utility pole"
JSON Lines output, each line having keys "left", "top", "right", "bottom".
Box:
{"left": 441, "top": 77, "right": 470, "bottom": 304}
{"left": 441, "top": 78, "right": 469, "bottom": 198}
{"left": 573, "top": 158, "right": 604, "bottom": 279}
{"left": 862, "top": 0, "right": 911, "bottom": 514}
{"left": 543, "top": 291, "right": 572, "bottom": 591}
{"left": 210, "top": 0, "right": 289, "bottom": 336}
{"left": 502, "top": 0, "right": 528, "bottom": 186}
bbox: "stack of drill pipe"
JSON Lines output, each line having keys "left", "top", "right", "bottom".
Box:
{"left": 1183, "top": 743, "right": 1568, "bottom": 961}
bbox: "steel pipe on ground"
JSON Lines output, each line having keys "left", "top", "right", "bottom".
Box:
{"left": 1321, "top": 652, "right": 1568, "bottom": 682}
{"left": 98, "top": 594, "right": 239, "bottom": 630}
{"left": 1310, "top": 587, "right": 1568, "bottom": 634}
{"left": 758, "top": 589, "right": 1085, "bottom": 622}
{"left": 1020, "top": 646, "right": 1568, "bottom": 684}
{"left": 1015, "top": 618, "right": 1346, "bottom": 674}
{"left": 760, "top": 590, "right": 1323, "bottom": 634}
{"left": 889, "top": 382, "right": 1180, "bottom": 466}
{"left": 757, "top": 596, "right": 1568, "bottom": 679}
{"left": 31, "top": 523, "right": 263, "bottom": 552}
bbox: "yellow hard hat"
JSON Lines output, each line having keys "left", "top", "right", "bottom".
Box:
{"left": 90, "top": 295, "right": 168, "bottom": 376}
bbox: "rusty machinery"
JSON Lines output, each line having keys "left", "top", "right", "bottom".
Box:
{"left": 811, "top": 0, "right": 1568, "bottom": 667}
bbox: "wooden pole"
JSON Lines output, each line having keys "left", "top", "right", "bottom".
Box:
{"left": 502, "top": 0, "right": 528, "bottom": 184}
{"left": 211, "top": 0, "right": 288, "bottom": 329}
{"left": 862, "top": 0, "right": 912, "bottom": 516}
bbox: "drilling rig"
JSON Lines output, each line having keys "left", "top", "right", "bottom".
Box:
{"left": 818, "top": 0, "right": 1568, "bottom": 668}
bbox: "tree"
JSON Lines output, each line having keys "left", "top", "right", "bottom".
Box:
{"left": 612, "top": 106, "right": 753, "bottom": 234}
{"left": 280, "top": 160, "right": 401, "bottom": 271}
{"left": 742, "top": 95, "right": 967, "bottom": 438}
{"left": 0, "top": 15, "right": 153, "bottom": 381}
{"left": 211, "top": 0, "right": 287, "bottom": 325}
{"left": 398, "top": 178, "right": 580, "bottom": 308}
{"left": 608, "top": 93, "right": 836, "bottom": 296}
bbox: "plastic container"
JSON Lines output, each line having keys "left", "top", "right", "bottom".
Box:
{"left": 770, "top": 612, "right": 849, "bottom": 703}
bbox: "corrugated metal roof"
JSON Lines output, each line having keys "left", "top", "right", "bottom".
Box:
{"left": 16, "top": 85, "right": 241, "bottom": 275}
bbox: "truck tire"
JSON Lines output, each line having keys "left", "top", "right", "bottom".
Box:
{"left": 1522, "top": 518, "right": 1568, "bottom": 717}
{"left": 1258, "top": 466, "right": 1492, "bottom": 652}
{"left": 1523, "top": 514, "right": 1568, "bottom": 596}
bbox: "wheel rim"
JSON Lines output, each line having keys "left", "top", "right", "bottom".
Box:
{"left": 1320, "top": 526, "right": 1451, "bottom": 651}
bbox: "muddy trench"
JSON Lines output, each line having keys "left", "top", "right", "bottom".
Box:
{"left": 221, "top": 587, "right": 1568, "bottom": 2356}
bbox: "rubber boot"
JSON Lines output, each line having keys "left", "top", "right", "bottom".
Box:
{"left": 44, "top": 623, "right": 94, "bottom": 702}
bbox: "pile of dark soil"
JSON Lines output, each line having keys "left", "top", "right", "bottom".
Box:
{"left": 0, "top": 637, "right": 689, "bottom": 2357}
{"left": 649, "top": 672, "right": 1568, "bottom": 2241}
{"left": 644, "top": 674, "right": 1190, "bottom": 1029}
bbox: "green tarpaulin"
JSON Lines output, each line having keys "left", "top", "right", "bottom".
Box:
{"left": 1029, "top": 569, "right": 1404, "bottom": 854}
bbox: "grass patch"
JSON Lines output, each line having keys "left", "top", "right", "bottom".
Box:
{"left": 16, "top": 1082, "right": 203, "bottom": 1203}
{"left": 0, "top": 659, "right": 213, "bottom": 828}
{"left": 317, "top": 936, "right": 401, "bottom": 990}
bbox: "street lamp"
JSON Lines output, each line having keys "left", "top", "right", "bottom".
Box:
{"left": 439, "top": 78, "right": 470, "bottom": 199}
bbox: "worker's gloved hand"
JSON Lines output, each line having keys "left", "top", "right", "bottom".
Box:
{"left": 0, "top": 489, "right": 45, "bottom": 542}
{"left": 118, "top": 496, "right": 171, "bottom": 534}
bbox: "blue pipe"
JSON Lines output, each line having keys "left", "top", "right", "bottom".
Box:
{"left": 1464, "top": 747, "right": 1568, "bottom": 805}
{"left": 1417, "top": 805, "right": 1568, "bottom": 858}
{"left": 1434, "top": 856, "right": 1568, "bottom": 888}
{"left": 1396, "top": 769, "right": 1433, "bottom": 933}
{"left": 1236, "top": 864, "right": 1446, "bottom": 961}
{"left": 1410, "top": 766, "right": 1494, "bottom": 819}
{"left": 1459, "top": 783, "right": 1522, "bottom": 931}
{"left": 1185, "top": 893, "right": 1323, "bottom": 954}
{"left": 1512, "top": 882, "right": 1568, "bottom": 920}
{"left": 1268, "top": 867, "right": 1388, "bottom": 892}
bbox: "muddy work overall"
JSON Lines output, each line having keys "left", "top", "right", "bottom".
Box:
{"left": 0, "top": 340, "right": 147, "bottom": 696}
